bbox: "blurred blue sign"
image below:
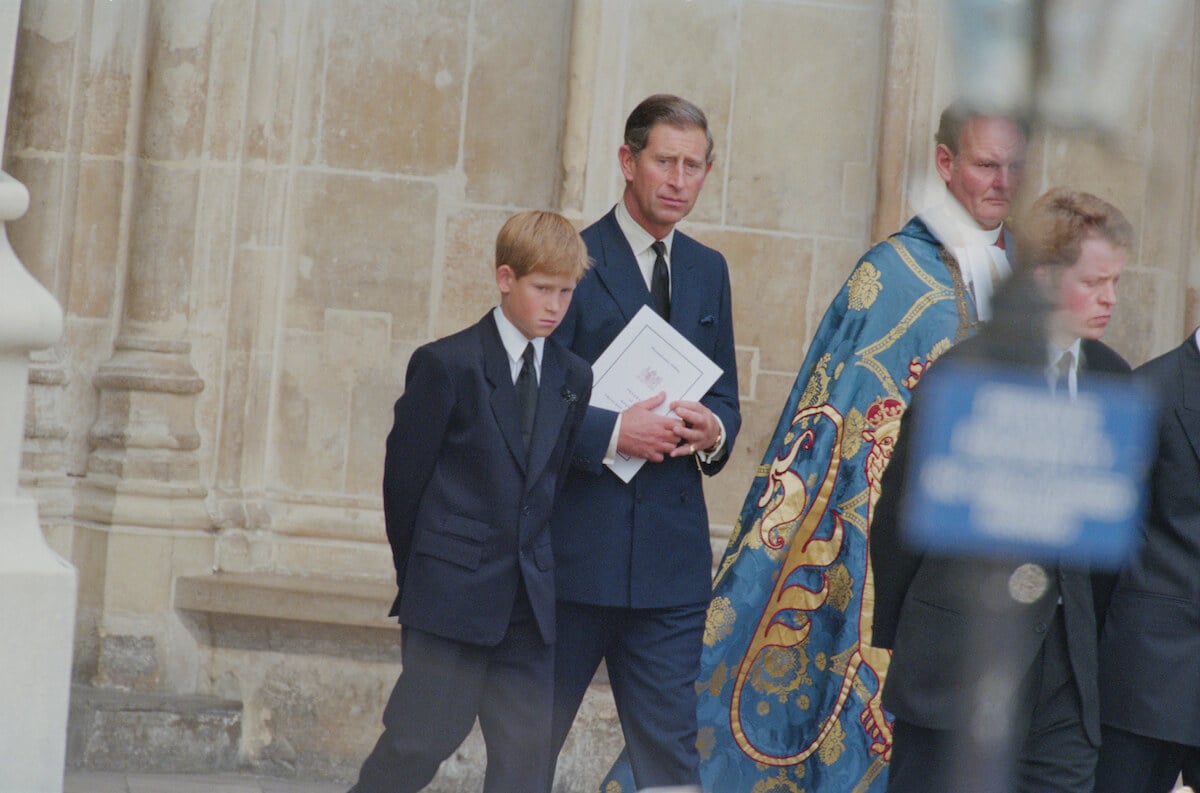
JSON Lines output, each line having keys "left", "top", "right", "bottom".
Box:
{"left": 901, "top": 362, "right": 1156, "bottom": 568}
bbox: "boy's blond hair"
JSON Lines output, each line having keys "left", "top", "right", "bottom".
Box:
{"left": 495, "top": 211, "right": 590, "bottom": 282}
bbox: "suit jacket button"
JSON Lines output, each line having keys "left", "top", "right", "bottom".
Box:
{"left": 521, "top": 506, "right": 532, "bottom": 516}
{"left": 1035, "top": 622, "right": 1048, "bottom": 634}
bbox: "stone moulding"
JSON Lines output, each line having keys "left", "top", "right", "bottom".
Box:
{"left": 174, "top": 572, "right": 400, "bottom": 662}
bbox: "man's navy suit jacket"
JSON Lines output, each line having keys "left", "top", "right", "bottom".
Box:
{"left": 383, "top": 312, "right": 592, "bottom": 646}
{"left": 550, "top": 208, "right": 741, "bottom": 609}
{"left": 1099, "top": 333, "right": 1200, "bottom": 745}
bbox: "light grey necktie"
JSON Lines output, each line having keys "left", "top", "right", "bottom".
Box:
{"left": 1053, "top": 350, "right": 1073, "bottom": 397}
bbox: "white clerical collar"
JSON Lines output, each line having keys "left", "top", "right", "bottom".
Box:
{"left": 615, "top": 199, "right": 675, "bottom": 257}
{"left": 935, "top": 193, "right": 1005, "bottom": 247}
{"left": 492, "top": 306, "right": 545, "bottom": 371}
{"left": 920, "top": 194, "right": 1010, "bottom": 321}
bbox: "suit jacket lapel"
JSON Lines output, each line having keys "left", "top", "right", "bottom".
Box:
{"left": 525, "top": 343, "right": 570, "bottom": 485}
{"left": 667, "top": 234, "right": 699, "bottom": 335}
{"left": 591, "top": 210, "right": 654, "bottom": 324}
{"left": 481, "top": 314, "right": 527, "bottom": 472}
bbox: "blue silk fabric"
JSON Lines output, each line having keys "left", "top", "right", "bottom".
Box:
{"left": 600, "top": 216, "right": 977, "bottom": 793}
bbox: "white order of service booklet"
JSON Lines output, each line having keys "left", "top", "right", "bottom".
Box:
{"left": 589, "top": 305, "right": 723, "bottom": 482}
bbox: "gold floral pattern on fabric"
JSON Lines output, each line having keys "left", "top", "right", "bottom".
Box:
{"left": 696, "top": 660, "right": 728, "bottom": 698}
{"left": 842, "top": 407, "right": 866, "bottom": 460}
{"left": 751, "top": 768, "right": 805, "bottom": 793}
{"left": 818, "top": 718, "right": 847, "bottom": 766}
{"left": 749, "top": 645, "right": 811, "bottom": 704}
{"left": 697, "top": 726, "right": 717, "bottom": 761}
{"left": 705, "top": 596, "right": 737, "bottom": 647}
{"left": 795, "top": 353, "right": 835, "bottom": 422}
{"left": 825, "top": 563, "right": 855, "bottom": 613}
{"left": 847, "top": 262, "right": 883, "bottom": 310}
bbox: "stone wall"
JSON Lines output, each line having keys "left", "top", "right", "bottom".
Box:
{"left": 5, "top": 0, "right": 1198, "bottom": 784}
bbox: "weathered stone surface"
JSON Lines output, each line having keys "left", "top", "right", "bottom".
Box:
{"left": 464, "top": 0, "right": 573, "bottom": 208}
{"left": 727, "top": 1, "right": 885, "bottom": 237}
{"left": 319, "top": 0, "right": 468, "bottom": 173}
{"left": 67, "top": 685, "right": 242, "bottom": 773}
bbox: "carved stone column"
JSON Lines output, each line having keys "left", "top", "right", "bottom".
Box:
{"left": 75, "top": 4, "right": 209, "bottom": 533}
{"left": 0, "top": 6, "right": 76, "bottom": 789}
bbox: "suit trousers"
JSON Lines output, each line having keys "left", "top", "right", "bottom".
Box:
{"left": 352, "top": 585, "right": 552, "bottom": 793}
{"left": 886, "top": 608, "right": 1095, "bottom": 793}
{"left": 1094, "top": 725, "right": 1200, "bottom": 793}
{"left": 549, "top": 600, "right": 707, "bottom": 791}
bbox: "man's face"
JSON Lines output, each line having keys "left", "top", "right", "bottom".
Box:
{"left": 935, "top": 116, "right": 1027, "bottom": 230}
{"left": 496, "top": 265, "right": 577, "bottom": 339}
{"left": 619, "top": 122, "right": 712, "bottom": 239}
{"left": 1048, "top": 236, "right": 1125, "bottom": 344}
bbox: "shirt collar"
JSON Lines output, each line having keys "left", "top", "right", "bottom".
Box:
{"left": 492, "top": 306, "right": 544, "bottom": 367}
{"left": 1047, "top": 337, "right": 1083, "bottom": 369}
{"left": 1193, "top": 326, "right": 1200, "bottom": 354}
{"left": 615, "top": 199, "right": 675, "bottom": 256}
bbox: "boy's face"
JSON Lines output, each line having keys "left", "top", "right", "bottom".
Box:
{"left": 1044, "top": 235, "right": 1125, "bottom": 346}
{"left": 496, "top": 265, "right": 577, "bottom": 339}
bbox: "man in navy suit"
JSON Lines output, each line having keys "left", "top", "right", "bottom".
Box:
{"left": 1094, "top": 326, "right": 1200, "bottom": 793}
{"left": 547, "top": 94, "right": 741, "bottom": 790}
{"left": 349, "top": 211, "right": 593, "bottom": 793}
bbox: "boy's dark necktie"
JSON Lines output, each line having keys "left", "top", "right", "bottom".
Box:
{"left": 516, "top": 342, "right": 538, "bottom": 450}
{"left": 650, "top": 240, "right": 670, "bottom": 320}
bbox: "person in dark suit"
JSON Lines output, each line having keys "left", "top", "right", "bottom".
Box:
{"left": 349, "top": 211, "right": 593, "bottom": 793}
{"left": 870, "top": 187, "right": 1135, "bottom": 793}
{"left": 546, "top": 94, "right": 741, "bottom": 790}
{"left": 1093, "top": 327, "right": 1200, "bottom": 793}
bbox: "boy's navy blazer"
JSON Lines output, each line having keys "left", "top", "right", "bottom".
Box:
{"left": 550, "top": 207, "right": 741, "bottom": 609}
{"left": 383, "top": 311, "right": 592, "bottom": 646}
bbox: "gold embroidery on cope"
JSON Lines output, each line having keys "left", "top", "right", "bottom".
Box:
{"left": 730, "top": 404, "right": 851, "bottom": 765}
{"left": 704, "top": 595, "right": 736, "bottom": 647}
{"left": 728, "top": 389, "right": 910, "bottom": 768}
{"left": 847, "top": 262, "right": 883, "bottom": 310}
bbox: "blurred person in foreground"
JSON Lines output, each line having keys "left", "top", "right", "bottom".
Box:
{"left": 622, "top": 102, "right": 1028, "bottom": 793}
{"left": 870, "top": 187, "right": 1134, "bottom": 793}
{"left": 1093, "top": 321, "right": 1200, "bottom": 793}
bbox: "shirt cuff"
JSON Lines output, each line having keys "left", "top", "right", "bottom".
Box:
{"left": 603, "top": 414, "right": 622, "bottom": 465}
{"left": 697, "top": 415, "right": 727, "bottom": 464}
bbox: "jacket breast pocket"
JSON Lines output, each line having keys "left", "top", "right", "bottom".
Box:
{"left": 413, "top": 515, "right": 491, "bottom": 570}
